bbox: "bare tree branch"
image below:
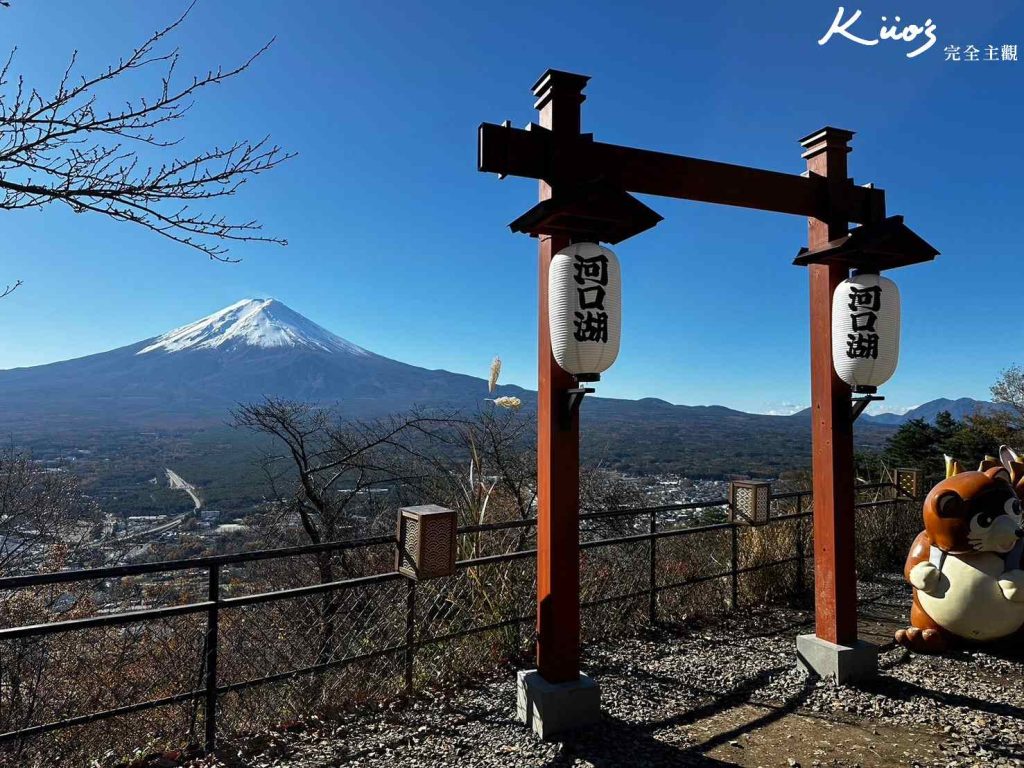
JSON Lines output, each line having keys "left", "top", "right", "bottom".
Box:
{"left": 992, "top": 365, "right": 1024, "bottom": 432}
{"left": 0, "top": 446, "right": 100, "bottom": 574}
{"left": 0, "top": 278, "right": 20, "bottom": 298}
{"left": 0, "top": 2, "right": 293, "bottom": 261}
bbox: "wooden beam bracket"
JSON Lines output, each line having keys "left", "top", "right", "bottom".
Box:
{"left": 560, "top": 387, "right": 595, "bottom": 431}
{"left": 851, "top": 394, "right": 884, "bottom": 422}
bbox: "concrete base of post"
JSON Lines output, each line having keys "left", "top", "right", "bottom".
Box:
{"left": 796, "top": 634, "right": 878, "bottom": 684}
{"left": 516, "top": 669, "right": 601, "bottom": 739}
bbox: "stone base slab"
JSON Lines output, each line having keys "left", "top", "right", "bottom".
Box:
{"left": 796, "top": 633, "right": 878, "bottom": 684}
{"left": 516, "top": 669, "right": 600, "bottom": 739}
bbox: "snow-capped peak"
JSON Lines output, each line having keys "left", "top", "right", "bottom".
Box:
{"left": 137, "top": 299, "right": 371, "bottom": 356}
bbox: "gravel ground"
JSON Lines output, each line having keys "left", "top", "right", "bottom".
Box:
{"left": 191, "top": 575, "right": 1024, "bottom": 768}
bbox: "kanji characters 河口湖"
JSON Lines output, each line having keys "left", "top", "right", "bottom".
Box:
{"left": 845, "top": 284, "right": 882, "bottom": 360}
{"left": 572, "top": 252, "right": 610, "bottom": 344}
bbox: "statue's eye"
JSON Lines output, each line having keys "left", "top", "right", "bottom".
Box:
{"left": 1004, "top": 498, "right": 1022, "bottom": 518}
{"left": 977, "top": 512, "right": 997, "bottom": 528}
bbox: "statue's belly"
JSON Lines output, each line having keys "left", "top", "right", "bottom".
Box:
{"left": 918, "top": 553, "right": 1024, "bottom": 641}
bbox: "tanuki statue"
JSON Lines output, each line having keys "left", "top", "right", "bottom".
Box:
{"left": 896, "top": 449, "right": 1024, "bottom": 653}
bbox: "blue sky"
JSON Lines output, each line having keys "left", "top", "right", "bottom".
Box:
{"left": 0, "top": 0, "right": 1021, "bottom": 415}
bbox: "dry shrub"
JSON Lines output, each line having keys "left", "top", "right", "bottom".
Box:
{"left": 855, "top": 497, "right": 921, "bottom": 578}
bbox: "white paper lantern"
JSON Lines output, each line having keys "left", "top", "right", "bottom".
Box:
{"left": 831, "top": 271, "right": 900, "bottom": 392}
{"left": 548, "top": 243, "right": 621, "bottom": 380}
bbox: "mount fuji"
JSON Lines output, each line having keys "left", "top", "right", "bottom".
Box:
{"left": 0, "top": 298, "right": 906, "bottom": 479}
{"left": 136, "top": 298, "right": 374, "bottom": 357}
{"left": 0, "top": 298, "right": 520, "bottom": 429}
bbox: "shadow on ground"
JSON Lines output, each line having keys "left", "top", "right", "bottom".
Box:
{"left": 199, "top": 576, "right": 1024, "bottom": 767}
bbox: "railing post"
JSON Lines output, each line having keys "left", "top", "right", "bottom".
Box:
{"left": 204, "top": 563, "right": 220, "bottom": 754}
{"left": 404, "top": 578, "right": 416, "bottom": 693}
{"left": 648, "top": 509, "right": 658, "bottom": 624}
{"left": 730, "top": 524, "right": 739, "bottom": 610}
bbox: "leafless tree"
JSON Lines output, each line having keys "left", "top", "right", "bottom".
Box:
{"left": 0, "top": 447, "right": 98, "bottom": 575}
{"left": 232, "top": 399, "right": 450, "bottom": 548}
{"left": 992, "top": 365, "right": 1024, "bottom": 433}
{"left": 404, "top": 408, "right": 536, "bottom": 526}
{"left": 232, "top": 399, "right": 451, "bottom": 659}
{"left": 579, "top": 462, "right": 646, "bottom": 535}
{"left": 0, "top": 1, "right": 292, "bottom": 292}
{"left": 234, "top": 398, "right": 663, "bottom": 658}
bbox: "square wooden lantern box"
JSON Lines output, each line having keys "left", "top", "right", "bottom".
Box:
{"left": 729, "top": 480, "right": 772, "bottom": 526}
{"left": 894, "top": 468, "right": 924, "bottom": 500}
{"left": 396, "top": 505, "right": 457, "bottom": 581}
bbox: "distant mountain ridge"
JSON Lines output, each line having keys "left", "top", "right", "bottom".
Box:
{"left": 788, "top": 397, "right": 1005, "bottom": 427}
{"left": 851, "top": 397, "right": 1005, "bottom": 426}
{"left": 1, "top": 299, "right": 993, "bottom": 430}
{"left": 0, "top": 298, "right": 515, "bottom": 429}
{"left": 0, "top": 298, "right": 940, "bottom": 477}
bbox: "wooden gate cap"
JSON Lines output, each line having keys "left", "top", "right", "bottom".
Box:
{"left": 509, "top": 178, "right": 663, "bottom": 244}
{"left": 793, "top": 215, "right": 938, "bottom": 271}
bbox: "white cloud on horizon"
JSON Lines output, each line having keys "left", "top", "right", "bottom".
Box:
{"left": 761, "top": 402, "right": 807, "bottom": 416}
{"left": 865, "top": 402, "right": 920, "bottom": 415}
{"left": 759, "top": 401, "right": 921, "bottom": 417}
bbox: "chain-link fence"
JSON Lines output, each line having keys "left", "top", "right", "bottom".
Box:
{"left": 0, "top": 482, "right": 922, "bottom": 767}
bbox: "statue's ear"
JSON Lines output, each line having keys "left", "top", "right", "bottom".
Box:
{"left": 1000, "top": 444, "right": 1021, "bottom": 466}
{"left": 999, "top": 445, "right": 1023, "bottom": 482}
{"left": 945, "top": 455, "right": 964, "bottom": 478}
{"left": 980, "top": 457, "right": 1001, "bottom": 473}
{"left": 935, "top": 490, "right": 964, "bottom": 519}
{"left": 985, "top": 466, "right": 1012, "bottom": 485}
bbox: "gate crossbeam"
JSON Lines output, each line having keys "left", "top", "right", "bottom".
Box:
{"left": 478, "top": 120, "right": 887, "bottom": 224}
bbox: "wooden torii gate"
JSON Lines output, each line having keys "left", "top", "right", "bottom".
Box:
{"left": 478, "top": 69, "right": 936, "bottom": 736}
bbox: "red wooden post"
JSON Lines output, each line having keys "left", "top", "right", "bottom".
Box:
{"left": 533, "top": 70, "right": 588, "bottom": 683}
{"left": 801, "top": 127, "right": 858, "bottom": 646}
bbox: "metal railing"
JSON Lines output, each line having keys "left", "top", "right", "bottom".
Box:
{"left": 0, "top": 482, "right": 916, "bottom": 765}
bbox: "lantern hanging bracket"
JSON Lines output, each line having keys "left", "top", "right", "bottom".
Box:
{"left": 851, "top": 393, "right": 884, "bottom": 423}
{"left": 561, "top": 387, "right": 595, "bottom": 430}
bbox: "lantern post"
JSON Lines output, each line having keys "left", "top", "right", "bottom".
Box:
{"left": 795, "top": 128, "right": 869, "bottom": 678}
{"left": 515, "top": 71, "right": 601, "bottom": 739}
{"left": 477, "top": 70, "right": 937, "bottom": 732}
{"left": 534, "top": 70, "right": 585, "bottom": 685}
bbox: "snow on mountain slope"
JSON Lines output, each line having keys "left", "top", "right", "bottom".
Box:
{"left": 137, "top": 299, "right": 371, "bottom": 356}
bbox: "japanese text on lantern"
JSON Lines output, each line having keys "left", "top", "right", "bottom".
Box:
{"left": 572, "top": 253, "right": 609, "bottom": 343}
{"left": 846, "top": 285, "right": 881, "bottom": 360}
